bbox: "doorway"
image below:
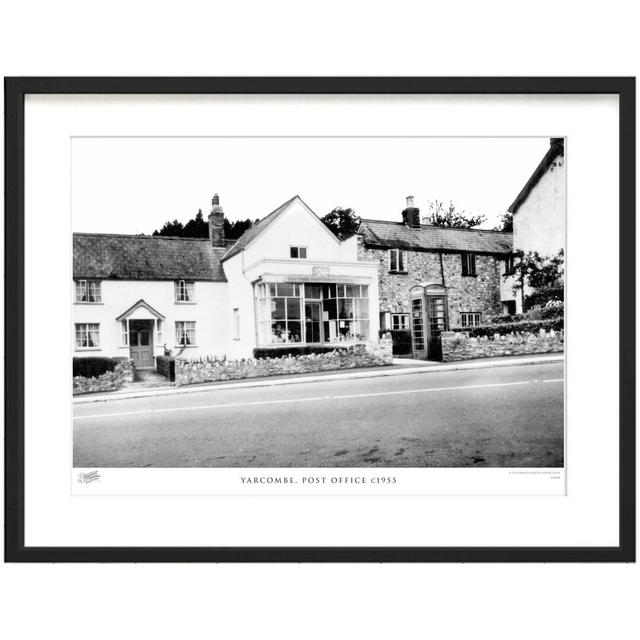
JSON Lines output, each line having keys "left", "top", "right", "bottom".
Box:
{"left": 426, "top": 295, "right": 448, "bottom": 361}
{"left": 304, "top": 301, "right": 322, "bottom": 343}
{"left": 129, "top": 319, "right": 154, "bottom": 369}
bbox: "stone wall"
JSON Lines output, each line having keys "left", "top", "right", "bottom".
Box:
{"left": 358, "top": 238, "right": 503, "bottom": 325}
{"left": 73, "top": 358, "right": 135, "bottom": 395}
{"left": 176, "top": 339, "right": 393, "bottom": 386}
{"left": 441, "top": 329, "right": 563, "bottom": 362}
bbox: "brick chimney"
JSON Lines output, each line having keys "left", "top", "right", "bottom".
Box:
{"left": 402, "top": 195, "right": 421, "bottom": 228}
{"left": 208, "top": 193, "right": 225, "bottom": 247}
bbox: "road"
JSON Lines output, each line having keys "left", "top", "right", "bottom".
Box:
{"left": 73, "top": 361, "right": 564, "bottom": 468}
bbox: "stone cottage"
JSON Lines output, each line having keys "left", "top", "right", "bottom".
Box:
{"left": 357, "top": 197, "right": 514, "bottom": 359}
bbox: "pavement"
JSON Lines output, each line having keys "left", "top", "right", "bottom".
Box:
{"left": 73, "top": 353, "right": 564, "bottom": 404}
{"left": 73, "top": 359, "right": 565, "bottom": 468}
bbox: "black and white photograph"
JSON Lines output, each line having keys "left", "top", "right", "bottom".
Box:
{"left": 72, "top": 135, "right": 566, "bottom": 470}
{"left": 7, "top": 75, "right": 632, "bottom": 565}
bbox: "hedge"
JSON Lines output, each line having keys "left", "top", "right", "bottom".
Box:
{"left": 524, "top": 285, "right": 564, "bottom": 311}
{"left": 253, "top": 345, "right": 351, "bottom": 359}
{"left": 156, "top": 355, "right": 176, "bottom": 381}
{"left": 488, "top": 302, "right": 564, "bottom": 325}
{"left": 73, "top": 356, "right": 116, "bottom": 378}
{"left": 451, "top": 317, "right": 563, "bottom": 338}
{"left": 380, "top": 329, "right": 412, "bottom": 355}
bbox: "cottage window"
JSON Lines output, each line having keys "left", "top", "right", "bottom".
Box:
{"left": 461, "top": 252, "right": 477, "bottom": 276}
{"left": 75, "top": 279, "right": 101, "bottom": 303}
{"left": 233, "top": 308, "right": 240, "bottom": 340}
{"left": 503, "top": 254, "right": 516, "bottom": 275}
{"left": 175, "top": 321, "right": 196, "bottom": 346}
{"left": 391, "top": 313, "right": 409, "bottom": 330}
{"left": 389, "top": 249, "right": 407, "bottom": 273}
{"left": 175, "top": 280, "right": 195, "bottom": 302}
{"left": 460, "top": 312, "right": 482, "bottom": 328}
{"left": 290, "top": 246, "right": 308, "bottom": 259}
{"left": 75, "top": 323, "right": 100, "bottom": 349}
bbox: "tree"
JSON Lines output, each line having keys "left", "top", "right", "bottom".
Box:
{"left": 321, "top": 207, "right": 361, "bottom": 239}
{"left": 493, "top": 211, "right": 514, "bottom": 232}
{"left": 426, "top": 200, "right": 486, "bottom": 229}
{"left": 152, "top": 210, "right": 259, "bottom": 240}
{"left": 182, "top": 209, "right": 209, "bottom": 238}
{"left": 224, "top": 218, "right": 258, "bottom": 240}
{"left": 152, "top": 219, "right": 185, "bottom": 237}
{"left": 510, "top": 249, "right": 564, "bottom": 310}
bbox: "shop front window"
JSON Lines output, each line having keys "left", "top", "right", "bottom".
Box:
{"left": 321, "top": 283, "right": 369, "bottom": 344}
{"left": 257, "top": 283, "right": 303, "bottom": 344}
{"left": 256, "top": 282, "right": 370, "bottom": 345}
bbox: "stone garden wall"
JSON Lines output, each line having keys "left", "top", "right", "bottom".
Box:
{"left": 441, "top": 329, "right": 563, "bottom": 362}
{"left": 73, "top": 358, "right": 135, "bottom": 395}
{"left": 176, "top": 339, "right": 393, "bottom": 386}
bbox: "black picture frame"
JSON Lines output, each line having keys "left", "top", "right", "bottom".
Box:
{"left": 4, "top": 77, "right": 635, "bottom": 563}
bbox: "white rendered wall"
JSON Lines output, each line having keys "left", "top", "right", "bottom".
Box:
{"left": 513, "top": 155, "right": 566, "bottom": 256}
{"left": 223, "top": 198, "right": 380, "bottom": 358}
{"left": 72, "top": 279, "right": 230, "bottom": 360}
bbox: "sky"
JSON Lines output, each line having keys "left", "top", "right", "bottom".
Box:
{"left": 71, "top": 137, "right": 550, "bottom": 233}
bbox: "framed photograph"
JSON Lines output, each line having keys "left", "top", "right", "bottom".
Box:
{"left": 4, "top": 77, "right": 635, "bottom": 562}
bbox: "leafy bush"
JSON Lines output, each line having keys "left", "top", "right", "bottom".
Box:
{"left": 539, "top": 302, "right": 564, "bottom": 319}
{"left": 73, "top": 357, "right": 116, "bottom": 378}
{"left": 524, "top": 285, "right": 564, "bottom": 311}
{"left": 483, "top": 301, "right": 564, "bottom": 326}
{"left": 156, "top": 355, "right": 175, "bottom": 381}
{"left": 253, "top": 345, "right": 351, "bottom": 359}
{"left": 451, "top": 317, "right": 563, "bottom": 338}
{"left": 380, "top": 329, "right": 412, "bottom": 355}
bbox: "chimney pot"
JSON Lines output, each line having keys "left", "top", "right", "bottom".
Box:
{"left": 406, "top": 195, "right": 415, "bottom": 208}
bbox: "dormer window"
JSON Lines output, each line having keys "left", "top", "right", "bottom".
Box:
{"left": 175, "top": 280, "right": 195, "bottom": 303}
{"left": 290, "top": 246, "right": 308, "bottom": 259}
{"left": 75, "top": 279, "right": 101, "bottom": 303}
{"left": 388, "top": 249, "right": 407, "bottom": 273}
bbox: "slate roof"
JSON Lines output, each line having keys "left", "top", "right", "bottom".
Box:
{"left": 222, "top": 195, "right": 302, "bottom": 260}
{"left": 358, "top": 220, "right": 513, "bottom": 255}
{"left": 73, "top": 233, "right": 227, "bottom": 281}
{"left": 508, "top": 138, "right": 564, "bottom": 214}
